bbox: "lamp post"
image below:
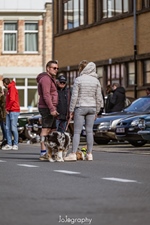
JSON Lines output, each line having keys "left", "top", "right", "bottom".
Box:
{"left": 133, "top": 0, "right": 137, "bottom": 99}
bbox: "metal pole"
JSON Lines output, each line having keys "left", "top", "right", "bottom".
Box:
{"left": 134, "top": 0, "right": 137, "bottom": 99}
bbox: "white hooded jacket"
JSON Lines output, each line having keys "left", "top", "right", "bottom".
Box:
{"left": 69, "top": 62, "right": 103, "bottom": 114}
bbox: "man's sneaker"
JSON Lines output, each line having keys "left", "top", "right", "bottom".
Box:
{"left": 12, "top": 145, "right": 18, "bottom": 150}
{"left": 86, "top": 153, "right": 93, "bottom": 161}
{"left": 2, "top": 145, "right": 12, "bottom": 150}
{"left": 64, "top": 153, "right": 77, "bottom": 161}
{"left": 39, "top": 153, "right": 49, "bottom": 161}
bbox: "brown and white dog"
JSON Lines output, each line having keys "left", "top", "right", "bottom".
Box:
{"left": 44, "top": 131, "right": 71, "bottom": 162}
{"left": 76, "top": 145, "right": 87, "bottom": 160}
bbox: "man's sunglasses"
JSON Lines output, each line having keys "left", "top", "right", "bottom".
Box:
{"left": 60, "top": 82, "right": 66, "bottom": 84}
{"left": 50, "top": 67, "right": 59, "bottom": 70}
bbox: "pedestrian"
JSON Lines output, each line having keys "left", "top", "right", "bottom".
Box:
{"left": 64, "top": 60, "right": 103, "bottom": 161}
{"left": 56, "top": 75, "right": 71, "bottom": 133}
{"left": 2, "top": 78, "right": 20, "bottom": 150}
{"left": 146, "top": 87, "right": 150, "bottom": 96}
{"left": 37, "top": 60, "right": 59, "bottom": 160}
{"left": 109, "top": 83, "right": 126, "bottom": 112}
{"left": 0, "top": 86, "right": 7, "bottom": 143}
{"left": 105, "top": 84, "right": 113, "bottom": 113}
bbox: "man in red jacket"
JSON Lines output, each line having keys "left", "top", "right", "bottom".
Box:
{"left": 36, "top": 60, "right": 59, "bottom": 160}
{"left": 2, "top": 78, "right": 20, "bottom": 150}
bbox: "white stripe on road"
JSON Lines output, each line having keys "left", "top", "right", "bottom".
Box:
{"left": 0, "top": 160, "right": 6, "bottom": 162}
{"left": 54, "top": 170, "right": 80, "bottom": 174}
{"left": 17, "top": 164, "right": 39, "bottom": 168}
{"left": 102, "top": 177, "right": 138, "bottom": 183}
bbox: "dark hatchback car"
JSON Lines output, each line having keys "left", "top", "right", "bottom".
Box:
{"left": 115, "top": 114, "right": 149, "bottom": 147}
{"left": 137, "top": 114, "right": 150, "bottom": 141}
{"left": 93, "top": 96, "right": 150, "bottom": 145}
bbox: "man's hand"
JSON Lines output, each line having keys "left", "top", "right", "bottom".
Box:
{"left": 51, "top": 110, "right": 59, "bottom": 117}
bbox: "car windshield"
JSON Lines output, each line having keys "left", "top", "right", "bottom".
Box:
{"left": 124, "top": 97, "right": 150, "bottom": 112}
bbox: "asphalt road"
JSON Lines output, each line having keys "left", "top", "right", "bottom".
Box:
{"left": 0, "top": 142, "right": 150, "bottom": 225}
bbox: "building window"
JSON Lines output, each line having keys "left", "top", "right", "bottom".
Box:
{"left": 3, "top": 22, "right": 17, "bottom": 52}
{"left": 63, "top": 0, "right": 85, "bottom": 30}
{"left": 127, "top": 62, "right": 135, "bottom": 86}
{"left": 143, "top": 60, "right": 150, "bottom": 84}
{"left": 106, "top": 64, "right": 124, "bottom": 86}
{"left": 103, "top": 0, "right": 129, "bottom": 18}
{"left": 24, "top": 22, "right": 38, "bottom": 52}
{"left": 142, "top": 0, "right": 150, "bottom": 8}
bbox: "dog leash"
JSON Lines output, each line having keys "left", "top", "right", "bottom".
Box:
{"left": 65, "top": 117, "right": 71, "bottom": 132}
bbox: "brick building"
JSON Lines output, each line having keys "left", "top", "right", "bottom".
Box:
{"left": 0, "top": 0, "right": 52, "bottom": 111}
{"left": 53, "top": 0, "right": 150, "bottom": 99}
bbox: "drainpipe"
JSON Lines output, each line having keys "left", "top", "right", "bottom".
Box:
{"left": 52, "top": 0, "right": 54, "bottom": 60}
{"left": 133, "top": 0, "right": 137, "bottom": 99}
{"left": 42, "top": 12, "right": 46, "bottom": 71}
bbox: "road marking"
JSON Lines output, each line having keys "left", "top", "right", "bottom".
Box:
{"left": 17, "top": 164, "right": 39, "bottom": 168}
{"left": 54, "top": 170, "right": 80, "bottom": 174}
{"left": 102, "top": 177, "right": 138, "bottom": 183}
{"left": 0, "top": 160, "right": 6, "bottom": 162}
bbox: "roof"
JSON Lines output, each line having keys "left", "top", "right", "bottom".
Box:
{"left": 0, "top": 0, "right": 52, "bottom": 11}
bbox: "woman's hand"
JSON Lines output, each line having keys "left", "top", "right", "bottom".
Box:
{"left": 69, "top": 112, "right": 74, "bottom": 120}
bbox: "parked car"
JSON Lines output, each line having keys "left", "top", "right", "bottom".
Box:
{"left": 93, "top": 96, "right": 150, "bottom": 145}
{"left": 18, "top": 112, "right": 39, "bottom": 142}
{"left": 137, "top": 114, "right": 150, "bottom": 141}
{"left": 115, "top": 114, "right": 149, "bottom": 147}
{"left": 25, "top": 114, "right": 74, "bottom": 143}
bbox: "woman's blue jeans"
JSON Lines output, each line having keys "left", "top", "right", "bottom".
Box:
{"left": 6, "top": 112, "right": 20, "bottom": 146}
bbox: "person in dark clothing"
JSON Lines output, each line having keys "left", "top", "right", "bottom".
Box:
{"left": 105, "top": 84, "right": 113, "bottom": 113}
{"left": 146, "top": 87, "right": 150, "bottom": 96}
{"left": 109, "top": 83, "right": 126, "bottom": 112}
{"left": 0, "top": 87, "right": 7, "bottom": 143}
{"left": 56, "top": 75, "right": 71, "bottom": 133}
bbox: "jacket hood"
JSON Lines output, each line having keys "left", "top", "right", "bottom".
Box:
{"left": 80, "top": 62, "right": 98, "bottom": 78}
{"left": 8, "top": 80, "right": 16, "bottom": 88}
{"left": 36, "top": 72, "right": 48, "bottom": 83}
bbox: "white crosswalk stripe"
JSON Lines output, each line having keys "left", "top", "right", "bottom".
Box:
{"left": 54, "top": 170, "right": 80, "bottom": 174}
{"left": 17, "top": 164, "right": 39, "bottom": 168}
{"left": 0, "top": 160, "right": 6, "bottom": 162}
{"left": 102, "top": 177, "right": 138, "bottom": 183}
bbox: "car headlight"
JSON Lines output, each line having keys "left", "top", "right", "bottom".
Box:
{"left": 131, "top": 119, "right": 140, "bottom": 126}
{"left": 98, "top": 121, "right": 111, "bottom": 130}
{"left": 110, "top": 118, "right": 121, "bottom": 128}
{"left": 138, "top": 119, "right": 146, "bottom": 129}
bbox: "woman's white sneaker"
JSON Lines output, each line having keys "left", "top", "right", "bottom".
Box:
{"left": 64, "top": 153, "right": 77, "bottom": 161}
{"left": 2, "top": 145, "right": 12, "bottom": 150}
{"left": 86, "top": 153, "right": 93, "bottom": 161}
{"left": 12, "top": 145, "right": 18, "bottom": 150}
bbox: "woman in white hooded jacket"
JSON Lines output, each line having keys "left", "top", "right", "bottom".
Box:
{"left": 64, "top": 60, "right": 103, "bottom": 161}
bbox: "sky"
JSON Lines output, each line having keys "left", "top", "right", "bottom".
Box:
{"left": 0, "top": 0, "right": 52, "bottom": 10}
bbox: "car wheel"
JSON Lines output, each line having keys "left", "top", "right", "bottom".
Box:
{"left": 94, "top": 138, "right": 109, "bottom": 145}
{"left": 24, "top": 128, "right": 37, "bottom": 140}
{"left": 128, "top": 140, "right": 147, "bottom": 147}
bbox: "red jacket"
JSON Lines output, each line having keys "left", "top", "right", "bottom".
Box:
{"left": 36, "top": 72, "right": 58, "bottom": 112}
{"left": 5, "top": 81, "right": 20, "bottom": 112}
